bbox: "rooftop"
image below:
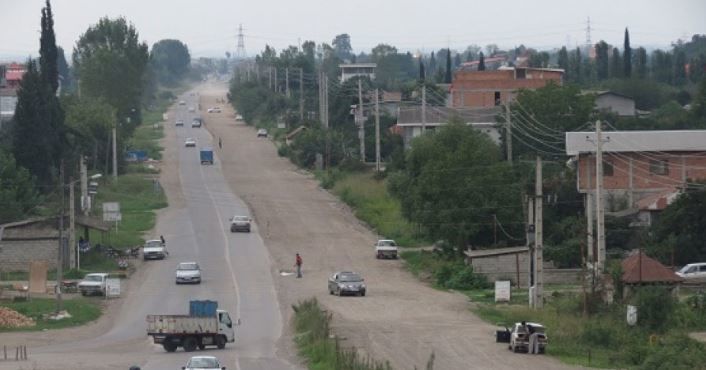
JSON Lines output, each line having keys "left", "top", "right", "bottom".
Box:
{"left": 621, "top": 250, "right": 683, "bottom": 284}
{"left": 397, "top": 106, "right": 500, "bottom": 125}
{"left": 565, "top": 130, "right": 706, "bottom": 155}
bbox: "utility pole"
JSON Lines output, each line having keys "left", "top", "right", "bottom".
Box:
{"left": 505, "top": 103, "right": 512, "bottom": 162}
{"left": 358, "top": 79, "right": 365, "bottom": 162}
{"left": 112, "top": 126, "right": 118, "bottom": 180}
{"left": 374, "top": 88, "right": 381, "bottom": 173}
{"left": 324, "top": 75, "right": 329, "bottom": 129}
{"left": 56, "top": 160, "right": 64, "bottom": 312}
{"left": 69, "top": 179, "right": 76, "bottom": 269}
{"left": 269, "top": 67, "right": 272, "bottom": 90}
{"left": 534, "top": 155, "right": 544, "bottom": 309}
{"left": 285, "top": 68, "right": 290, "bottom": 98}
{"left": 299, "top": 68, "right": 304, "bottom": 122}
{"left": 421, "top": 85, "right": 427, "bottom": 133}
{"left": 595, "top": 120, "right": 606, "bottom": 274}
{"left": 274, "top": 68, "right": 278, "bottom": 93}
{"left": 80, "top": 156, "right": 88, "bottom": 216}
{"left": 586, "top": 157, "right": 595, "bottom": 287}
{"left": 527, "top": 195, "right": 534, "bottom": 292}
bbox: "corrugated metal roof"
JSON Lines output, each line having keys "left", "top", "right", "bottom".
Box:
{"left": 565, "top": 130, "right": 706, "bottom": 155}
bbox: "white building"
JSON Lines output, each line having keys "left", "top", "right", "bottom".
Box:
{"left": 394, "top": 106, "right": 501, "bottom": 148}
{"left": 339, "top": 63, "right": 376, "bottom": 83}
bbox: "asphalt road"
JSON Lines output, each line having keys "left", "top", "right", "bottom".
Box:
{"left": 0, "top": 90, "right": 298, "bottom": 370}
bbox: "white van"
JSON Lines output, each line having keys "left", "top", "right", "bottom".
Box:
{"left": 676, "top": 263, "right": 706, "bottom": 281}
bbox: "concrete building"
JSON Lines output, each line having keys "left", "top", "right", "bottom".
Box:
{"left": 588, "top": 91, "right": 637, "bottom": 117}
{"left": 394, "top": 106, "right": 501, "bottom": 148}
{"left": 0, "top": 88, "right": 17, "bottom": 125}
{"left": 450, "top": 67, "right": 564, "bottom": 109}
{"left": 566, "top": 130, "right": 706, "bottom": 224}
{"left": 339, "top": 63, "right": 376, "bottom": 83}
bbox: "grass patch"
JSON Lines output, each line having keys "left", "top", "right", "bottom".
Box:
{"left": 129, "top": 121, "right": 164, "bottom": 160}
{"left": 293, "top": 298, "right": 392, "bottom": 370}
{"left": 0, "top": 298, "right": 101, "bottom": 332}
{"left": 329, "top": 171, "right": 425, "bottom": 247}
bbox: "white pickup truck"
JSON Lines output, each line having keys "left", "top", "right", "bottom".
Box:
{"left": 375, "top": 239, "right": 399, "bottom": 259}
{"left": 147, "top": 300, "right": 237, "bottom": 352}
{"left": 143, "top": 239, "right": 168, "bottom": 260}
{"left": 78, "top": 273, "right": 109, "bottom": 296}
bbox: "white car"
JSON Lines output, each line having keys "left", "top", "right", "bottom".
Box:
{"left": 676, "top": 263, "right": 706, "bottom": 281}
{"left": 229, "top": 215, "right": 251, "bottom": 232}
{"left": 375, "top": 239, "right": 398, "bottom": 259}
{"left": 184, "top": 137, "right": 196, "bottom": 147}
{"left": 509, "top": 322, "right": 547, "bottom": 353}
{"left": 143, "top": 239, "right": 168, "bottom": 260}
{"left": 78, "top": 273, "right": 109, "bottom": 296}
{"left": 175, "top": 120, "right": 184, "bottom": 127}
{"left": 179, "top": 100, "right": 186, "bottom": 105}
{"left": 188, "top": 107, "right": 195, "bottom": 112}
{"left": 175, "top": 262, "right": 201, "bottom": 284}
{"left": 207, "top": 107, "right": 222, "bottom": 113}
{"left": 257, "top": 129, "right": 268, "bottom": 138}
{"left": 235, "top": 114, "right": 243, "bottom": 121}
{"left": 182, "top": 355, "right": 225, "bottom": 370}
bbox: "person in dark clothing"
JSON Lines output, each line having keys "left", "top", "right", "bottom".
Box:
{"left": 295, "top": 253, "right": 303, "bottom": 278}
{"left": 160, "top": 235, "right": 166, "bottom": 245}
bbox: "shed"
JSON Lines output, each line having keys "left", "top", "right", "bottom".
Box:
{"left": 620, "top": 250, "right": 683, "bottom": 298}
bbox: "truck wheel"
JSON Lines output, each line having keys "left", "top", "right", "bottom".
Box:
{"left": 216, "top": 335, "right": 226, "bottom": 349}
{"left": 163, "top": 341, "right": 177, "bottom": 353}
{"left": 183, "top": 336, "right": 197, "bottom": 352}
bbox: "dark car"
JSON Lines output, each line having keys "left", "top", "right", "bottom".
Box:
{"left": 328, "top": 271, "right": 366, "bottom": 296}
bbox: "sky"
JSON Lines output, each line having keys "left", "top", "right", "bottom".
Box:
{"left": 1, "top": 0, "right": 705, "bottom": 61}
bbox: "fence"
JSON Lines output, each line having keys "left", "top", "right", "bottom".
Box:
{"left": 1, "top": 345, "right": 28, "bottom": 361}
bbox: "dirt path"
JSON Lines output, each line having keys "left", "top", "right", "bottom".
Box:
{"left": 199, "top": 82, "right": 578, "bottom": 370}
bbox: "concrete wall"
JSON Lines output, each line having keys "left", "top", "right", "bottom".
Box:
{"left": 0, "top": 239, "right": 58, "bottom": 272}
{"left": 469, "top": 253, "right": 580, "bottom": 286}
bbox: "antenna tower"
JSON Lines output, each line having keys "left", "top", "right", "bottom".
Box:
{"left": 585, "top": 17, "right": 592, "bottom": 47}
{"left": 236, "top": 24, "right": 247, "bottom": 59}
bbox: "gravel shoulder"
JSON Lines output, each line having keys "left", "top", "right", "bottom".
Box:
{"left": 200, "top": 82, "right": 578, "bottom": 370}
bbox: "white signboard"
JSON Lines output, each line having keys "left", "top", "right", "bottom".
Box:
{"left": 627, "top": 305, "right": 638, "bottom": 326}
{"left": 494, "top": 281, "right": 511, "bottom": 302}
{"left": 102, "top": 202, "right": 122, "bottom": 222}
{"left": 106, "top": 278, "right": 121, "bottom": 298}
{"left": 162, "top": 113, "right": 169, "bottom": 121}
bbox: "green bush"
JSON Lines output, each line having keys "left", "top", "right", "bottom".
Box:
{"left": 635, "top": 286, "right": 675, "bottom": 332}
{"left": 639, "top": 334, "right": 706, "bottom": 370}
{"left": 433, "top": 260, "right": 490, "bottom": 290}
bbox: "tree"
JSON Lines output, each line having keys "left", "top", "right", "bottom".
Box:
{"left": 445, "top": 48, "right": 452, "bottom": 83}
{"left": 332, "top": 34, "right": 352, "bottom": 61}
{"left": 429, "top": 52, "right": 437, "bottom": 76}
{"left": 419, "top": 58, "right": 425, "bottom": 81}
{"left": 464, "top": 45, "right": 480, "bottom": 61}
{"left": 150, "top": 39, "right": 191, "bottom": 85}
{"left": 623, "top": 28, "right": 632, "bottom": 78}
{"left": 453, "top": 53, "right": 462, "bottom": 68}
{"left": 0, "top": 150, "right": 41, "bottom": 223}
{"left": 56, "top": 46, "right": 71, "bottom": 92}
{"left": 528, "top": 51, "right": 550, "bottom": 68}
{"left": 693, "top": 78, "right": 706, "bottom": 122}
{"left": 610, "top": 47, "right": 622, "bottom": 78}
{"left": 388, "top": 123, "right": 524, "bottom": 248}
{"left": 651, "top": 50, "right": 673, "bottom": 84}
{"left": 689, "top": 53, "right": 706, "bottom": 83}
{"left": 39, "top": 0, "right": 58, "bottom": 93}
{"left": 635, "top": 47, "right": 648, "bottom": 78}
{"left": 478, "top": 52, "right": 486, "bottom": 71}
{"left": 653, "top": 186, "right": 706, "bottom": 264}
{"left": 595, "top": 41, "right": 610, "bottom": 80}
{"left": 12, "top": 60, "right": 65, "bottom": 188}
{"left": 62, "top": 96, "right": 117, "bottom": 172}
{"left": 674, "top": 49, "right": 687, "bottom": 85}
{"left": 557, "top": 47, "right": 569, "bottom": 75}
{"left": 570, "top": 47, "right": 583, "bottom": 83}
{"left": 73, "top": 17, "right": 149, "bottom": 131}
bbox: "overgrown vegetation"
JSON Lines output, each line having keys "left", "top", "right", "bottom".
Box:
{"left": 293, "top": 298, "right": 392, "bottom": 370}
{"left": 0, "top": 298, "right": 101, "bottom": 332}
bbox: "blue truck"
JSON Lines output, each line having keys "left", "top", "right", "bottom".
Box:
{"left": 200, "top": 148, "right": 214, "bottom": 165}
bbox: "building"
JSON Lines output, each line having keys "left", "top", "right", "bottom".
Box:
{"left": 380, "top": 90, "right": 402, "bottom": 117}
{"left": 339, "top": 63, "right": 376, "bottom": 83}
{"left": 566, "top": 130, "right": 706, "bottom": 223}
{"left": 0, "top": 88, "right": 17, "bottom": 125}
{"left": 458, "top": 56, "right": 508, "bottom": 71}
{"left": 621, "top": 250, "right": 683, "bottom": 298}
{"left": 2, "top": 63, "right": 26, "bottom": 89}
{"left": 394, "top": 106, "right": 501, "bottom": 148}
{"left": 586, "top": 91, "right": 637, "bottom": 117}
{"left": 450, "top": 67, "right": 564, "bottom": 109}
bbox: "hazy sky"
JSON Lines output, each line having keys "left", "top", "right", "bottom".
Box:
{"left": 1, "top": 0, "right": 705, "bottom": 61}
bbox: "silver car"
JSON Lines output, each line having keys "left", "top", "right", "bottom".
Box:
{"left": 175, "top": 262, "right": 201, "bottom": 284}
{"left": 229, "top": 215, "right": 251, "bottom": 232}
{"left": 183, "top": 355, "right": 225, "bottom": 370}
{"left": 328, "top": 271, "right": 366, "bottom": 296}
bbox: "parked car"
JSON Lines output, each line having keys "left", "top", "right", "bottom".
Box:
{"left": 179, "top": 100, "right": 186, "bottom": 105}
{"left": 375, "top": 239, "right": 398, "bottom": 259}
{"left": 509, "top": 322, "right": 547, "bottom": 353}
{"left": 182, "top": 356, "right": 225, "bottom": 370}
{"left": 676, "top": 263, "right": 706, "bottom": 281}
{"left": 229, "top": 215, "right": 251, "bottom": 232}
{"left": 235, "top": 114, "right": 243, "bottom": 121}
{"left": 185, "top": 137, "right": 197, "bottom": 147}
{"left": 207, "top": 107, "right": 222, "bottom": 113}
{"left": 176, "top": 262, "right": 202, "bottom": 284}
{"left": 188, "top": 107, "right": 195, "bottom": 112}
{"left": 176, "top": 120, "right": 184, "bottom": 127}
{"left": 328, "top": 271, "right": 366, "bottom": 296}
{"left": 257, "top": 128, "right": 268, "bottom": 138}
{"left": 78, "top": 273, "right": 109, "bottom": 296}
{"left": 143, "top": 239, "right": 168, "bottom": 260}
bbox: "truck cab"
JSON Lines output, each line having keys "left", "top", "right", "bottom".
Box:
{"left": 217, "top": 310, "right": 236, "bottom": 343}
{"left": 200, "top": 148, "right": 214, "bottom": 165}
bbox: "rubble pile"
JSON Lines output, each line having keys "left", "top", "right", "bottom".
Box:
{"left": 0, "top": 306, "right": 35, "bottom": 328}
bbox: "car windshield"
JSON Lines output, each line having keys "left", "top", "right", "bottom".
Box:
{"left": 378, "top": 240, "right": 396, "bottom": 246}
{"left": 340, "top": 273, "right": 362, "bottom": 282}
{"left": 233, "top": 216, "right": 249, "bottom": 221}
{"left": 84, "top": 275, "right": 103, "bottom": 282}
{"left": 187, "top": 357, "right": 219, "bottom": 368}
{"left": 145, "top": 240, "right": 162, "bottom": 248}
{"left": 178, "top": 263, "right": 198, "bottom": 270}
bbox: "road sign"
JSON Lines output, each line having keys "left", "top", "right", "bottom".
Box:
{"left": 106, "top": 278, "right": 121, "bottom": 298}
{"left": 102, "top": 202, "right": 122, "bottom": 222}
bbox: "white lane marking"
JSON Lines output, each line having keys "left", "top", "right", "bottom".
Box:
{"left": 199, "top": 145, "right": 242, "bottom": 370}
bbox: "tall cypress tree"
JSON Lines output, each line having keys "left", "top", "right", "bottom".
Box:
{"left": 557, "top": 47, "right": 569, "bottom": 76}
{"left": 478, "top": 52, "right": 486, "bottom": 71}
{"left": 610, "top": 47, "right": 622, "bottom": 78}
{"left": 623, "top": 28, "right": 632, "bottom": 78}
{"left": 445, "top": 48, "right": 452, "bottom": 83}
{"left": 40, "top": 0, "right": 58, "bottom": 93}
{"left": 419, "top": 58, "right": 425, "bottom": 81}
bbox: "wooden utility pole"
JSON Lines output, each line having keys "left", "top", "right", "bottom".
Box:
{"left": 595, "top": 120, "right": 606, "bottom": 274}
{"left": 318, "top": 72, "right": 323, "bottom": 126}
{"left": 299, "top": 68, "right": 304, "bottom": 122}
{"left": 534, "top": 156, "right": 544, "bottom": 309}
{"left": 421, "top": 85, "right": 427, "bottom": 133}
{"left": 358, "top": 79, "right": 365, "bottom": 162}
{"left": 80, "top": 156, "right": 88, "bottom": 216}
{"left": 505, "top": 103, "right": 512, "bottom": 162}
{"left": 268, "top": 67, "right": 272, "bottom": 90}
{"left": 69, "top": 179, "right": 76, "bottom": 269}
{"left": 285, "top": 68, "right": 290, "bottom": 98}
{"left": 374, "top": 88, "right": 381, "bottom": 172}
{"left": 112, "top": 126, "right": 117, "bottom": 180}
{"left": 56, "top": 160, "right": 64, "bottom": 312}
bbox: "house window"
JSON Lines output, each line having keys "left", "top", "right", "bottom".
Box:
{"left": 649, "top": 159, "right": 669, "bottom": 175}
{"left": 494, "top": 91, "right": 501, "bottom": 106}
{"left": 603, "top": 160, "right": 614, "bottom": 176}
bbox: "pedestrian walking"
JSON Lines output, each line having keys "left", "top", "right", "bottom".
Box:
{"left": 295, "top": 253, "right": 303, "bottom": 278}
{"left": 218, "top": 137, "right": 222, "bottom": 149}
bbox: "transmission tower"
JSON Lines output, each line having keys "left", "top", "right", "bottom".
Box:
{"left": 235, "top": 24, "right": 247, "bottom": 59}
{"left": 585, "top": 17, "right": 592, "bottom": 47}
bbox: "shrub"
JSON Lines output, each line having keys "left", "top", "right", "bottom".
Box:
{"left": 634, "top": 286, "right": 675, "bottom": 332}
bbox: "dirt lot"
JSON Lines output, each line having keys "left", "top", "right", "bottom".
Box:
{"left": 199, "top": 82, "right": 579, "bottom": 370}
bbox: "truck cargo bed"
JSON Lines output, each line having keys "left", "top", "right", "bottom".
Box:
{"left": 146, "top": 315, "right": 219, "bottom": 334}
